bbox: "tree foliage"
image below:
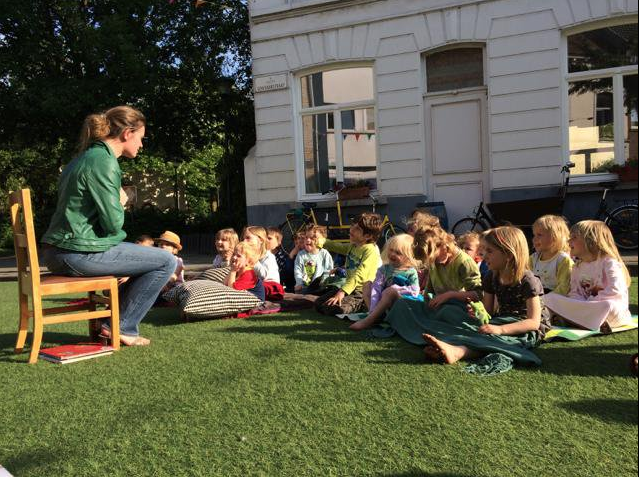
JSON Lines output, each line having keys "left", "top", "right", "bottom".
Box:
{"left": 0, "top": 0, "right": 254, "bottom": 245}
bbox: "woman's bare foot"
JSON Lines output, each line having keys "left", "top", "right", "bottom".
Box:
{"left": 422, "top": 333, "right": 468, "bottom": 364}
{"left": 119, "top": 334, "right": 151, "bottom": 346}
{"left": 350, "top": 316, "right": 375, "bottom": 331}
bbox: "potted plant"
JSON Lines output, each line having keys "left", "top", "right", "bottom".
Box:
{"left": 610, "top": 158, "right": 638, "bottom": 182}
{"left": 337, "top": 180, "right": 371, "bottom": 200}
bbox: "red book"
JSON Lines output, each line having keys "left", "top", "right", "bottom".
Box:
{"left": 39, "top": 343, "right": 114, "bottom": 364}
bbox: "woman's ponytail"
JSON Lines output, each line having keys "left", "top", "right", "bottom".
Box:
{"left": 76, "top": 106, "right": 145, "bottom": 153}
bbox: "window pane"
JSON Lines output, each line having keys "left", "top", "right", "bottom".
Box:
{"left": 568, "top": 23, "right": 638, "bottom": 73}
{"left": 624, "top": 74, "right": 638, "bottom": 163}
{"left": 426, "top": 48, "right": 483, "bottom": 93}
{"left": 569, "top": 78, "right": 615, "bottom": 174}
{"left": 300, "top": 68, "right": 373, "bottom": 108}
{"left": 342, "top": 108, "right": 377, "bottom": 189}
{"left": 302, "top": 113, "right": 334, "bottom": 193}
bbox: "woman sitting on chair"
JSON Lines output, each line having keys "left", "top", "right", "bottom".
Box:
{"left": 40, "top": 106, "right": 176, "bottom": 346}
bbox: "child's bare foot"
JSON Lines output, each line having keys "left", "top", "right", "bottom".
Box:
{"left": 350, "top": 317, "right": 374, "bottom": 331}
{"left": 422, "top": 333, "right": 467, "bottom": 364}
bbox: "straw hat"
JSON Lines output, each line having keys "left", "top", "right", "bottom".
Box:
{"left": 155, "top": 230, "right": 182, "bottom": 251}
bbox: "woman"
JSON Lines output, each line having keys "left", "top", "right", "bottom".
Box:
{"left": 41, "top": 106, "right": 176, "bottom": 346}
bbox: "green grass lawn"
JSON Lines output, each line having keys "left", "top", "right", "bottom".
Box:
{"left": 0, "top": 280, "right": 637, "bottom": 477}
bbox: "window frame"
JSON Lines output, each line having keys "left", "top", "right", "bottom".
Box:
{"left": 292, "top": 62, "right": 378, "bottom": 200}
{"left": 560, "top": 18, "right": 638, "bottom": 183}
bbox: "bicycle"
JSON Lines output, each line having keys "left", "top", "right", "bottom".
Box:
{"left": 593, "top": 182, "right": 638, "bottom": 250}
{"left": 452, "top": 162, "right": 575, "bottom": 235}
{"left": 278, "top": 184, "right": 405, "bottom": 253}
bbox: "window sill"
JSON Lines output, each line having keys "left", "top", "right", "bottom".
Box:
{"left": 299, "top": 194, "right": 387, "bottom": 208}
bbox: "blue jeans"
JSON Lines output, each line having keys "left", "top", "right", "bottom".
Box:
{"left": 41, "top": 243, "right": 177, "bottom": 336}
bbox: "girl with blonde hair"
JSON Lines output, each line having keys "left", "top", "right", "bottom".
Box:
{"left": 212, "top": 228, "right": 239, "bottom": 268}
{"left": 544, "top": 220, "right": 632, "bottom": 331}
{"left": 225, "top": 241, "right": 265, "bottom": 301}
{"left": 529, "top": 215, "right": 573, "bottom": 295}
{"left": 41, "top": 106, "right": 176, "bottom": 346}
{"left": 412, "top": 224, "right": 482, "bottom": 307}
{"left": 351, "top": 234, "right": 420, "bottom": 330}
{"left": 242, "top": 225, "right": 283, "bottom": 299}
{"left": 384, "top": 226, "right": 549, "bottom": 368}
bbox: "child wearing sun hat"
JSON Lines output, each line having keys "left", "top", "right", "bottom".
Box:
{"left": 155, "top": 230, "right": 185, "bottom": 291}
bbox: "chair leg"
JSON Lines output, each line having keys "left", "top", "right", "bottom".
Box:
{"left": 87, "top": 292, "right": 101, "bottom": 340}
{"left": 28, "top": 303, "right": 44, "bottom": 364}
{"left": 109, "top": 281, "right": 121, "bottom": 350}
{"left": 15, "top": 293, "right": 30, "bottom": 354}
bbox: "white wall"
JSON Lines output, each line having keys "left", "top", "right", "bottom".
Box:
{"left": 245, "top": 0, "right": 638, "bottom": 206}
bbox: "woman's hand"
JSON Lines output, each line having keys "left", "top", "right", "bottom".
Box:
{"left": 119, "top": 188, "right": 129, "bottom": 207}
{"left": 478, "top": 324, "right": 503, "bottom": 335}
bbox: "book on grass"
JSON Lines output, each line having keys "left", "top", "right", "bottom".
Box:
{"left": 39, "top": 343, "right": 114, "bottom": 364}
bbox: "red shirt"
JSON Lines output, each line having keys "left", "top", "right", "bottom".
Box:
{"left": 233, "top": 269, "right": 258, "bottom": 291}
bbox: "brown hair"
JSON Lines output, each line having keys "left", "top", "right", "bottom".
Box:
{"left": 266, "top": 227, "right": 283, "bottom": 242}
{"left": 570, "top": 220, "right": 630, "bottom": 286}
{"left": 482, "top": 226, "right": 529, "bottom": 284}
{"left": 77, "top": 105, "right": 146, "bottom": 153}
{"left": 355, "top": 212, "right": 383, "bottom": 243}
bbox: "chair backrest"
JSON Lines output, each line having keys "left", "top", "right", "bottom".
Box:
{"left": 8, "top": 189, "right": 42, "bottom": 293}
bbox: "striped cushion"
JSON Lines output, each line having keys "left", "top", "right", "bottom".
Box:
{"left": 197, "top": 267, "right": 230, "bottom": 283}
{"left": 163, "top": 279, "right": 262, "bottom": 319}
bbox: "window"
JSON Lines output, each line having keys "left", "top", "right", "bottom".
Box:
{"left": 425, "top": 47, "right": 484, "bottom": 93}
{"left": 566, "top": 23, "right": 638, "bottom": 175}
{"left": 298, "top": 67, "right": 377, "bottom": 195}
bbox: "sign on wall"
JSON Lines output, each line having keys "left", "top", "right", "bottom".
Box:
{"left": 254, "top": 74, "right": 287, "bottom": 93}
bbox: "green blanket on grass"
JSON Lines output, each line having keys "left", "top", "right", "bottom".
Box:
{"left": 544, "top": 315, "right": 638, "bottom": 341}
{"left": 385, "top": 298, "right": 542, "bottom": 366}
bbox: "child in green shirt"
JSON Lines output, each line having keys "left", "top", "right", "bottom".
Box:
{"left": 315, "top": 212, "right": 383, "bottom": 315}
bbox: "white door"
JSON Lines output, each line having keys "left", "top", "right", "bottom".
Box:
{"left": 424, "top": 89, "right": 488, "bottom": 229}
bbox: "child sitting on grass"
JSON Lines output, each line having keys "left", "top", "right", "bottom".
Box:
{"left": 242, "top": 226, "right": 283, "bottom": 300}
{"left": 544, "top": 220, "right": 632, "bottom": 331}
{"left": 315, "top": 213, "right": 383, "bottom": 315}
{"left": 413, "top": 224, "right": 482, "bottom": 307}
{"left": 266, "top": 227, "right": 295, "bottom": 292}
{"left": 529, "top": 215, "right": 573, "bottom": 295}
{"left": 351, "top": 234, "right": 420, "bottom": 331}
{"left": 212, "top": 228, "right": 239, "bottom": 268}
{"left": 225, "top": 241, "right": 265, "bottom": 301}
{"left": 294, "top": 225, "right": 333, "bottom": 294}
{"left": 156, "top": 230, "right": 184, "bottom": 291}
{"left": 457, "top": 231, "right": 488, "bottom": 278}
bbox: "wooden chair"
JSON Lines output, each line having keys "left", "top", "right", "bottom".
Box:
{"left": 9, "top": 189, "right": 120, "bottom": 363}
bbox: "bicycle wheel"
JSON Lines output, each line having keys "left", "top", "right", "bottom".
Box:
{"left": 605, "top": 204, "right": 638, "bottom": 250}
{"left": 377, "top": 223, "right": 406, "bottom": 248}
{"left": 451, "top": 217, "right": 488, "bottom": 236}
{"left": 279, "top": 217, "right": 306, "bottom": 254}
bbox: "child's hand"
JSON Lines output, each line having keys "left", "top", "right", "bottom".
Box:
{"left": 467, "top": 300, "right": 491, "bottom": 324}
{"left": 316, "top": 235, "right": 326, "bottom": 248}
{"left": 428, "top": 291, "right": 451, "bottom": 308}
{"left": 230, "top": 255, "right": 246, "bottom": 272}
{"left": 170, "top": 273, "right": 178, "bottom": 283}
{"left": 478, "top": 324, "right": 502, "bottom": 335}
{"left": 326, "top": 289, "right": 345, "bottom": 307}
{"left": 294, "top": 285, "right": 302, "bottom": 293}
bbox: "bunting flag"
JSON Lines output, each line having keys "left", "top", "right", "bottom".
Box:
{"left": 366, "top": 133, "right": 374, "bottom": 140}
{"left": 354, "top": 133, "right": 360, "bottom": 141}
{"left": 342, "top": 134, "right": 347, "bottom": 140}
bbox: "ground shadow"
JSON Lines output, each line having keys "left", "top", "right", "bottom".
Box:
{"left": 559, "top": 398, "right": 638, "bottom": 425}
{"left": 0, "top": 331, "right": 91, "bottom": 363}
{"left": 629, "top": 303, "right": 638, "bottom": 315}
{"left": 377, "top": 472, "right": 479, "bottom": 477}
{"left": 531, "top": 341, "right": 638, "bottom": 377}
{"left": 1, "top": 447, "right": 60, "bottom": 476}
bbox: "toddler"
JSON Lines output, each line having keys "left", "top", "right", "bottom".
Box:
{"left": 457, "top": 231, "right": 488, "bottom": 278}
{"left": 225, "top": 241, "right": 265, "bottom": 301}
{"left": 242, "top": 226, "right": 283, "bottom": 300}
{"left": 351, "top": 234, "right": 420, "bottom": 331}
{"left": 294, "top": 225, "right": 334, "bottom": 294}
{"left": 544, "top": 220, "right": 632, "bottom": 331}
{"left": 266, "top": 227, "right": 295, "bottom": 291}
{"left": 212, "top": 228, "right": 239, "bottom": 268}
{"left": 529, "top": 215, "right": 573, "bottom": 295}
{"left": 315, "top": 213, "right": 383, "bottom": 315}
{"left": 413, "top": 224, "right": 482, "bottom": 307}
{"left": 156, "top": 230, "right": 184, "bottom": 290}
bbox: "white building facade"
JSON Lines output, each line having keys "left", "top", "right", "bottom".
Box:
{"left": 244, "top": 0, "right": 638, "bottom": 228}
